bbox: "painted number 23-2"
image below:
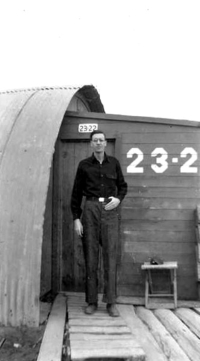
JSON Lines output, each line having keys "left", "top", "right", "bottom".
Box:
{"left": 127, "top": 147, "right": 198, "bottom": 174}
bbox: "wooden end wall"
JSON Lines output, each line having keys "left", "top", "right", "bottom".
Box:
{"left": 62, "top": 113, "right": 200, "bottom": 300}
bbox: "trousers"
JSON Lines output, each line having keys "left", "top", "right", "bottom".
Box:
{"left": 82, "top": 200, "right": 120, "bottom": 304}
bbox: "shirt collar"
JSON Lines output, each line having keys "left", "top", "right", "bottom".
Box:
{"left": 91, "top": 152, "right": 110, "bottom": 163}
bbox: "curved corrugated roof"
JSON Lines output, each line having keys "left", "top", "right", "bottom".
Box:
{"left": 0, "top": 85, "right": 104, "bottom": 326}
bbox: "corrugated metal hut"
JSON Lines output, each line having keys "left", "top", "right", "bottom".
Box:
{"left": 0, "top": 85, "right": 104, "bottom": 326}
{"left": 1, "top": 85, "right": 200, "bottom": 327}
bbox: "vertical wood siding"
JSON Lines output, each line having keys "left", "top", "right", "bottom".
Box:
{"left": 62, "top": 113, "right": 200, "bottom": 300}
{"left": 120, "top": 124, "right": 200, "bottom": 299}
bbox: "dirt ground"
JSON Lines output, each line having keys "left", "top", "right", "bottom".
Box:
{"left": 0, "top": 301, "right": 51, "bottom": 361}
{"left": 0, "top": 325, "right": 45, "bottom": 361}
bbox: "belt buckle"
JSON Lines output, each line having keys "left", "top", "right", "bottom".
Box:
{"left": 99, "top": 197, "right": 105, "bottom": 202}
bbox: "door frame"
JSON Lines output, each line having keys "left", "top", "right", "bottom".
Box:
{"left": 51, "top": 114, "right": 122, "bottom": 293}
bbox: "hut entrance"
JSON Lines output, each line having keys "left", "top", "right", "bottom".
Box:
{"left": 41, "top": 110, "right": 200, "bottom": 302}
{"left": 52, "top": 137, "right": 115, "bottom": 293}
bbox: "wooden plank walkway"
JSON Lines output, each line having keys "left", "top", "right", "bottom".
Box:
{"left": 37, "top": 294, "right": 67, "bottom": 361}
{"left": 67, "top": 294, "right": 145, "bottom": 361}
{"left": 37, "top": 293, "right": 200, "bottom": 361}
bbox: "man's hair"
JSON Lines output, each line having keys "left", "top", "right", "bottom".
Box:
{"left": 90, "top": 130, "right": 106, "bottom": 140}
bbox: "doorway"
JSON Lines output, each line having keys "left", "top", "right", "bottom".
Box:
{"left": 52, "top": 138, "right": 115, "bottom": 293}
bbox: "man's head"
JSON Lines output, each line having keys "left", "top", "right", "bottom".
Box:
{"left": 90, "top": 130, "right": 107, "bottom": 154}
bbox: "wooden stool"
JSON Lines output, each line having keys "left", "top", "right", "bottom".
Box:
{"left": 141, "top": 261, "right": 178, "bottom": 308}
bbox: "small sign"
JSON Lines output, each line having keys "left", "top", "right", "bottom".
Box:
{"left": 78, "top": 124, "right": 98, "bottom": 133}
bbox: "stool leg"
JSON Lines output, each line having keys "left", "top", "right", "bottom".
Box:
{"left": 174, "top": 269, "right": 177, "bottom": 308}
{"left": 145, "top": 272, "right": 149, "bottom": 308}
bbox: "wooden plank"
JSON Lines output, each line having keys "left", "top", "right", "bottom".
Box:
{"left": 117, "top": 296, "right": 176, "bottom": 309}
{"left": 69, "top": 318, "right": 126, "bottom": 326}
{"left": 195, "top": 228, "right": 200, "bottom": 257}
{"left": 61, "top": 140, "right": 76, "bottom": 291}
{"left": 64, "top": 291, "right": 85, "bottom": 297}
{"left": 127, "top": 186, "right": 200, "bottom": 199}
{"left": 117, "top": 296, "right": 145, "bottom": 305}
{"left": 122, "top": 132, "right": 200, "bottom": 144}
{"left": 68, "top": 299, "right": 108, "bottom": 306}
{"left": 64, "top": 110, "right": 200, "bottom": 127}
{"left": 123, "top": 230, "right": 195, "bottom": 243}
{"left": 124, "top": 197, "right": 200, "bottom": 210}
{"left": 117, "top": 304, "right": 168, "bottom": 361}
{"left": 154, "top": 309, "right": 200, "bottom": 361}
{"left": 123, "top": 240, "right": 195, "bottom": 256}
{"left": 52, "top": 140, "right": 63, "bottom": 294}
{"left": 117, "top": 295, "right": 195, "bottom": 308}
{"left": 71, "top": 347, "right": 145, "bottom": 360}
{"left": 63, "top": 116, "right": 200, "bottom": 133}
{"left": 195, "top": 214, "right": 200, "bottom": 285}
{"left": 122, "top": 208, "right": 195, "bottom": 221}
{"left": 124, "top": 175, "right": 200, "bottom": 189}
{"left": 69, "top": 325, "right": 131, "bottom": 334}
{"left": 116, "top": 296, "right": 200, "bottom": 308}
{"left": 194, "top": 307, "right": 200, "bottom": 315}
{"left": 70, "top": 333, "right": 133, "bottom": 341}
{"left": 66, "top": 292, "right": 85, "bottom": 298}
{"left": 68, "top": 302, "right": 105, "bottom": 309}
{"left": 175, "top": 308, "right": 200, "bottom": 338}
{"left": 0, "top": 338, "right": 6, "bottom": 348}
{"left": 141, "top": 262, "right": 178, "bottom": 270}
{"left": 68, "top": 308, "right": 108, "bottom": 315}
{"left": 68, "top": 311, "right": 113, "bottom": 319}
{"left": 122, "top": 220, "right": 194, "bottom": 231}
{"left": 37, "top": 294, "right": 66, "bottom": 361}
{"left": 136, "top": 307, "right": 190, "bottom": 361}
{"left": 69, "top": 142, "right": 90, "bottom": 290}
{"left": 195, "top": 206, "right": 200, "bottom": 224}
{"left": 68, "top": 304, "right": 107, "bottom": 312}
{"left": 67, "top": 300, "right": 86, "bottom": 305}
{"left": 70, "top": 338, "right": 141, "bottom": 349}
{"left": 142, "top": 303, "right": 178, "bottom": 310}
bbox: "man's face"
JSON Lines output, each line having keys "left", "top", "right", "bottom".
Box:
{"left": 90, "top": 133, "right": 107, "bottom": 153}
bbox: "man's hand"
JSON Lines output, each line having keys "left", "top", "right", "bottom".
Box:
{"left": 104, "top": 196, "right": 120, "bottom": 211}
{"left": 74, "top": 219, "right": 83, "bottom": 237}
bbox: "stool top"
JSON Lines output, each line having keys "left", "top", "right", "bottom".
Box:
{"left": 141, "top": 261, "right": 178, "bottom": 270}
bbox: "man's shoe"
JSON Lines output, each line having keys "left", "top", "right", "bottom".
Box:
{"left": 107, "top": 303, "right": 119, "bottom": 317}
{"left": 85, "top": 303, "right": 97, "bottom": 315}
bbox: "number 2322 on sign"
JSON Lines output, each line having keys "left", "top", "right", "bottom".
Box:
{"left": 78, "top": 124, "right": 98, "bottom": 133}
{"left": 127, "top": 147, "right": 198, "bottom": 174}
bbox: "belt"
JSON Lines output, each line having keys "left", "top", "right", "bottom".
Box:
{"left": 86, "top": 196, "right": 110, "bottom": 203}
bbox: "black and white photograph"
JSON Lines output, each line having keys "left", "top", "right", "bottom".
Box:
{"left": 0, "top": 1, "right": 200, "bottom": 360}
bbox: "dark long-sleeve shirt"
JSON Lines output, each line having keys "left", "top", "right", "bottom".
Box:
{"left": 71, "top": 153, "right": 128, "bottom": 220}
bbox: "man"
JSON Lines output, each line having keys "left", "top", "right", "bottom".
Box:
{"left": 71, "top": 130, "right": 127, "bottom": 317}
